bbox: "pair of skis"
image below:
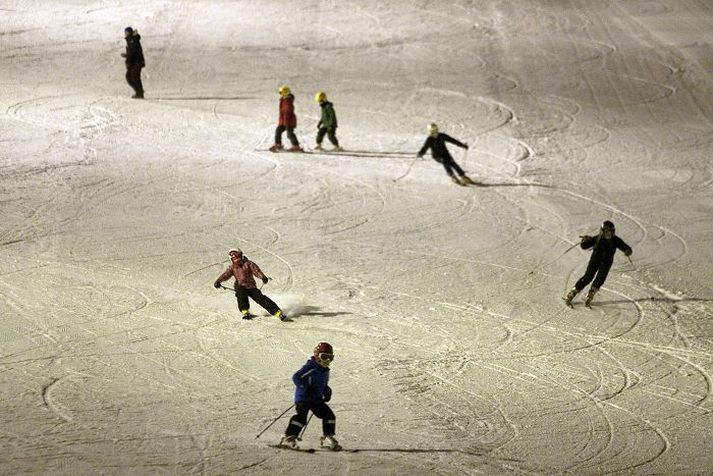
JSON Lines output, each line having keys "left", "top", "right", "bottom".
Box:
{"left": 268, "top": 443, "right": 348, "bottom": 453}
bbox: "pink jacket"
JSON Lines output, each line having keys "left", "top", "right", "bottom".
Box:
{"left": 216, "top": 258, "right": 267, "bottom": 289}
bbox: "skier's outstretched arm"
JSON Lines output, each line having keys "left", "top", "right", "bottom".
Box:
{"left": 616, "top": 237, "right": 633, "bottom": 256}
{"left": 580, "top": 235, "right": 596, "bottom": 249}
{"left": 214, "top": 267, "right": 232, "bottom": 287}
{"left": 441, "top": 133, "right": 468, "bottom": 149}
{"left": 417, "top": 138, "right": 431, "bottom": 157}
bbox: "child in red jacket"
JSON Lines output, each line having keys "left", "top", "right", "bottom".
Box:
{"left": 269, "top": 85, "right": 303, "bottom": 152}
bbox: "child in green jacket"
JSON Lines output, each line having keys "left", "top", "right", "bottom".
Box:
{"left": 314, "top": 91, "right": 342, "bottom": 151}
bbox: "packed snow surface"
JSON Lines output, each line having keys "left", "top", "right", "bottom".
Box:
{"left": 2, "top": 1, "right": 713, "bottom": 474}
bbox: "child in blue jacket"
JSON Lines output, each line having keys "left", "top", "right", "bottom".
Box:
{"left": 280, "top": 342, "right": 341, "bottom": 450}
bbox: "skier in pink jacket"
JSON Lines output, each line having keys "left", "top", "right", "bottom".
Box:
{"left": 214, "top": 248, "right": 287, "bottom": 320}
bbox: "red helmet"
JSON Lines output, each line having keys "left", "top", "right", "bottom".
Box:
{"left": 314, "top": 342, "right": 334, "bottom": 367}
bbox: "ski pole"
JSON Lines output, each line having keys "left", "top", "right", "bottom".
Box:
{"left": 393, "top": 155, "right": 420, "bottom": 183}
{"left": 297, "top": 412, "right": 313, "bottom": 441}
{"left": 627, "top": 255, "right": 637, "bottom": 271}
{"left": 255, "top": 403, "right": 295, "bottom": 439}
{"left": 528, "top": 240, "right": 581, "bottom": 275}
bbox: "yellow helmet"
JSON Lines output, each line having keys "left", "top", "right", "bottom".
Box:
{"left": 427, "top": 123, "right": 439, "bottom": 135}
{"left": 278, "top": 85, "right": 291, "bottom": 97}
{"left": 315, "top": 91, "right": 327, "bottom": 103}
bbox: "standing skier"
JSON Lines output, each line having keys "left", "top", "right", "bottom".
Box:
{"left": 279, "top": 342, "right": 341, "bottom": 451}
{"left": 269, "top": 85, "right": 303, "bottom": 152}
{"left": 121, "top": 26, "right": 145, "bottom": 99}
{"left": 314, "top": 91, "right": 342, "bottom": 151}
{"left": 564, "top": 220, "right": 633, "bottom": 307}
{"left": 417, "top": 123, "right": 474, "bottom": 185}
{"left": 213, "top": 248, "right": 287, "bottom": 320}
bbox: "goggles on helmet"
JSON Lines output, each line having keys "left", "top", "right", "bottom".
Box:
{"left": 317, "top": 352, "right": 334, "bottom": 362}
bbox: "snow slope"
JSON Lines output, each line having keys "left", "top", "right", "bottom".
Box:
{"left": 2, "top": 0, "right": 713, "bottom": 474}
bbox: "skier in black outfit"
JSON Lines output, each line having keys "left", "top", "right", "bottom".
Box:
{"left": 564, "top": 220, "right": 632, "bottom": 307}
{"left": 417, "top": 123, "right": 474, "bottom": 185}
{"left": 121, "top": 26, "right": 145, "bottom": 99}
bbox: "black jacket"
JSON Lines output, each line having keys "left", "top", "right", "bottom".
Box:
{"left": 125, "top": 33, "right": 145, "bottom": 68}
{"left": 418, "top": 133, "right": 467, "bottom": 162}
{"left": 581, "top": 234, "right": 631, "bottom": 264}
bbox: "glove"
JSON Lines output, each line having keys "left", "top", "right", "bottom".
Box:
{"left": 323, "top": 385, "right": 332, "bottom": 402}
{"left": 214, "top": 282, "right": 221, "bottom": 289}
{"left": 121, "top": 53, "right": 127, "bottom": 58}
{"left": 464, "top": 143, "right": 469, "bottom": 149}
{"left": 262, "top": 277, "right": 269, "bottom": 285}
{"left": 625, "top": 249, "right": 632, "bottom": 257}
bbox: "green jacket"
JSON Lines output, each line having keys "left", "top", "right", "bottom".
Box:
{"left": 317, "top": 101, "right": 337, "bottom": 129}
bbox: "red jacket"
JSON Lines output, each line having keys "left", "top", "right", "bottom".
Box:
{"left": 278, "top": 94, "right": 297, "bottom": 127}
{"left": 216, "top": 257, "right": 267, "bottom": 289}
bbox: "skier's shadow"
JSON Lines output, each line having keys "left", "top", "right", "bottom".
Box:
{"left": 343, "top": 448, "right": 523, "bottom": 462}
{"left": 594, "top": 297, "right": 711, "bottom": 306}
{"left": 151, "top": 96, "right": 256, "bottom": 101}
{"left": 292, "top": 306, "right": 352, "bottom": 319}
{"left": 469, "top": 180, "right": 553, "bottom": 189}
{"left": 312, "top": 150, "right": 414, "bottom": 159}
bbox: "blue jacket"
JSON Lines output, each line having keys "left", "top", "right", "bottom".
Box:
{"left": 292, "top": 357, "right": 331, "bottom": 403}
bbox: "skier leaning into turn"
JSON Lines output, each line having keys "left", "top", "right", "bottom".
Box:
{"left": 564, "top": 220, "right": 633, "bottom": 307}
{"left": 213, "top": 248, "right": 287, "bottom": 320}
{"left": 279, "top": 342, "right": 341, "bottom": 451}
{"left": 417, "top": 123, "right": 474, "bottom": 186}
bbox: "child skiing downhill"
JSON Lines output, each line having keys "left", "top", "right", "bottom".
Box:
{"left": 564, "top": 221, "right": 633, "bottom": 307}
{"left": 417, "top": 123, "right": 474, "bottom": 185}
{"left": 213, "top": 248, "right": 288, "bottom": 320}
{"left": 314, "top": 91, "right": 342, "bottom": 151}
{"left": 269, "top": 85, "right": 303, "bottom": 152}
{"left": 279, "top": 342, "right": 341, "bottom": 451}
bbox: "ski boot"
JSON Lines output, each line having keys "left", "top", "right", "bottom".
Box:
{"left": 320, "top": 435, "right": 342, "bottom": 451}
{"left": 460, "top": 175, "right": 475, "bottom": 185}
{"left": 584, "top": 288, "right": 598, "bottom": 308}
{"left": 450, "top": 175, "right": 464, "bottom": 186}
{"left": 288, "top": 145, "right": 304, "bottom": 153}
{"left": 563, "top": 288, "right": 579, "bottom": 307}
{"left": 274, "top": 310, "right": 289, "bottom": 321}
{"left": 332, "top": 146, "right": 344, "bottom": 152}
{"left": 314, "top": 143, "right": 323, "bottom": 151}
{"left": 240, "top": 310, "right": 254, "bottom": 320}
{"left": 269, "top": 144, "right": 284, "bottom": 152}
{"left": 279, "top": 435, "right": 298, "bottom": 449}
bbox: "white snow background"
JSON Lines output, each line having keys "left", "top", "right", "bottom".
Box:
{"left": 2, "top": 1, "right": 713, "bottom": 474}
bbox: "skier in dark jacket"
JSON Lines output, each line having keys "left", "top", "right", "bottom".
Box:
{"left": 564, "top": 220, "right": 633, "bottom": 307}
{"left": 269, "top": 85, "right": 302, "bottom": 152}
{"left": 417, "top": 123, "right": 474, "bottom": 185}
{"left": 213, "top": 248, "right": 287, "bottom": 320}
{"left": 121, "top": 26, "right": 145, "bottom": 99}
{"left": 279, "top": 342, "right": 341, "bottom": 451}
{"left": 314, "top": 91, "right": 342, "bottom": 151}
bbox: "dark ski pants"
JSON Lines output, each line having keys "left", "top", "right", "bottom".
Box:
{"left": 438, "top": 157, "right": 465, "bottom": 177}
{"left": 275, "top": 125, "right": 299, "bottom": 146}
{"left": 125, "top": 65, "right": 144, "bottom": 97}
{"left": 316, "top": 127, "right": 339, "bottom": 146}
{"left": 285, "top": 401, "right": 335, "bottom": 438}
{"left": 575, "top": 258, "right": 612, "bottom": 291}
{"left": 235, "top": 286, "right": 280, "bottom": 315}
